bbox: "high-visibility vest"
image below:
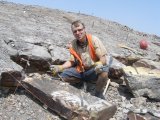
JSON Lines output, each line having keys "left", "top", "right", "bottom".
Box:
{"left": 69, "top": 34, "right": 98, "bottom": 72}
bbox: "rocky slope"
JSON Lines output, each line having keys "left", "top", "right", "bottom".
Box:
{"left": 0, "top": 1, "right": 160, "bottom": 120}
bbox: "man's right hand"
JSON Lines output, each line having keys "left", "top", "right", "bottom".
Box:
{"left": 50, "top": 65, "right": 63, "bottom": 76}
{"left": 94, "top": 61, "right": 103, "bottom": 74}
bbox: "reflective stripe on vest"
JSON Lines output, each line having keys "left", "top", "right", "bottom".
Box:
{"left": 69, "top": 34, "right": 98, "bottom": 72}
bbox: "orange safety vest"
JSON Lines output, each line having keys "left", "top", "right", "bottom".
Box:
{"left": 69, "top": 34, "right": 98, "bottom": 72}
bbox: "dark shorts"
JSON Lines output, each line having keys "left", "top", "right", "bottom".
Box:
{"left": 60, "top": 67, "right": 98, "bottom": 81}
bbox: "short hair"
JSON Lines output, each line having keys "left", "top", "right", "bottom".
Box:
{"left": 71, "top": 20, "right": 85, "bottom": 28}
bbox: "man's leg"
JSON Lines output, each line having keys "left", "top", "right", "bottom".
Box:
{"left": 95, "top": 72, "right": 108, "bottom": 99}
{"left": 59, "top": 67, "right": 81, "bottom": 84}
{"left": 62, "top": 77, "right": 81, "bottom": 84}
{"left": 82, "top": 68, "right": 98, "bottom": 92}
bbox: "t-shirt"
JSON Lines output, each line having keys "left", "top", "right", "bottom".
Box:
{"left": 70, "top": 35, "right": 107, "bottom": 69}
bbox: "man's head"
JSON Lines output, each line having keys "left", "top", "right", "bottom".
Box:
{"left": 71, "top": 20, "right": 86, "bottom": 42}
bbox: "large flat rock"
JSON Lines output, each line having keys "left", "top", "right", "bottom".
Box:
{"left": 22, "top": 76, "right": 117, "bottom": 120}
{"left": 123, "top": 66, "right": 160, "bottom": 100}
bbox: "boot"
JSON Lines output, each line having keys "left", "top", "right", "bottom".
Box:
{"left": 95, "top": 72, "right": 108, "bottom": 100}
{"left": 95, "top": 91, "right": 106, "bottom": 100}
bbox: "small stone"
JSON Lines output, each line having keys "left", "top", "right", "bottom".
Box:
{"left": 110, "top": 82, "right": 119, "bottom": 88}
{"left": 16, "top": 107, "right": 20, "bottom": 111}
{"left": 20, "top": 110, "right": 25, "bottom": 114}
{"left": 43, "top": 104, "right": 48, "bottom": 110}
{"left": 10, "top": 116, "right": 15, "bottom": 120}
{"left": 4, "top": 116, "right": 8, "bottom": 119}
{"left": 38, "top": 109, "right": 42, "bottom": 113}
{"left": 22, "top": 102, "right": 26, "bottom": 107}
{"left": 130, "top": 97, "right": 146, "bottom": 107}
{"left": 121, "top": 96, "right": 126, "bottom": 101}
{"left": 109, "top": 118, "right": 116, "bottom": 120}
{"left": 125, "top": 104, "right": 133, "bottom": 109}
{"left": 123, "top": 108, "right": 129, "bottom": 113}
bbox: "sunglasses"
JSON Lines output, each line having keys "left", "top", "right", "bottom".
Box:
{"left": 73, "top": 28, "right": 84, "bottom": 34}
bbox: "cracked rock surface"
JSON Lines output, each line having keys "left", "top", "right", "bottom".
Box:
{"left": 0, "top": 1, "right": 160, "bottom": 120}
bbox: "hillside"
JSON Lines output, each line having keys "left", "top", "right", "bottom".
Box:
{"left": 0, "top": 1, "right": 160, "bottom": 120}
{"left": 0, "top": 1, "right": 160, "bottom": 59}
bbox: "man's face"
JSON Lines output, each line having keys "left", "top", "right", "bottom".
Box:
{"left": 71, "top": 23, "right": 86, "bottom": 41}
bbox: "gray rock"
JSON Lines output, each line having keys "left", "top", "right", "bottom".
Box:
{"left": 0, "top": 1, "right": 160, "bottom": 120}
{"left": 133, "top": 59, "right": 160, "bottom": 69}
{"left": 125, "top": 74, "right": 160, "bottom": 100}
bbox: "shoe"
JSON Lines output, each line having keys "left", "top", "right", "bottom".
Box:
{"left": 95, "top": 91, "right": 106, "bottom": 100}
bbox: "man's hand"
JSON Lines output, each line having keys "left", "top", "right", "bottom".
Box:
{"left": 50, "top": 65, "right": 63, "bottom": 76}
{"left": 94, "top": 61, "right": 103, "bottom": 74}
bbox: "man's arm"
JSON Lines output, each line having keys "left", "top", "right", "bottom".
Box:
{"left": 92, "top": 36, "right": 107, "bottom": 65}
{"left": 61, "top": 61, "right": 73, "bottom": 69}
{"left": 99, "top": 55, "right": 107, "bottom": 65}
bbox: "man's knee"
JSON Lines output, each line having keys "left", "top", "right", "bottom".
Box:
{"left": 98, "top": 72, "right": 108, "bottom": 80}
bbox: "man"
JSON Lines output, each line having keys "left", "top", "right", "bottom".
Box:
{"left": 50, "top": 20, "right": 108, "bottom": 99}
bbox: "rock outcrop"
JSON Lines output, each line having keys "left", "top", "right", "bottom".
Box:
{"left": 0, "top": 1, "right": 160, "bottom": 120}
